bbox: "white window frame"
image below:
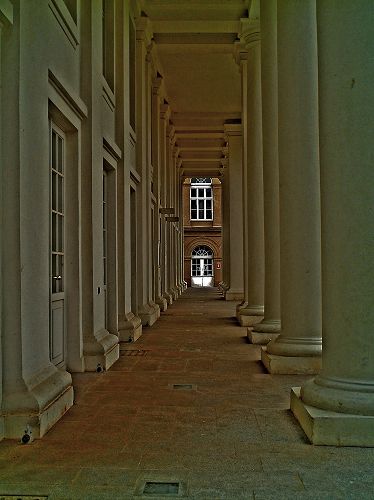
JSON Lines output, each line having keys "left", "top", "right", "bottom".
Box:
{"left": 190, "top": 178, "right": 213, "bottom": 221}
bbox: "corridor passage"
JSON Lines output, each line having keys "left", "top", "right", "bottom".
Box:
{"left": 1, "top": 288, "right": 373, "bottom": 499}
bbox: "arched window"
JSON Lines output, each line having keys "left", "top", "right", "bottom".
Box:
{"left": 190, "top": 178, "right": 213, "bottom": 221}
{"left": 191, "top": 245, "right": 214, "bottom": 287}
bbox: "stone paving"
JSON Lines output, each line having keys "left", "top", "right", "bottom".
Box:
{"left": 1, "top": 287, "right": 374, "bottom": 499}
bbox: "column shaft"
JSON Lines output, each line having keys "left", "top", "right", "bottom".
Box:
{"left": 224, "top": 125, "right": 244, "bottom": 301}
{"left": 291, "top": 0, "right": 374, "bottom": 446}
{"left": 237, "top": 19, "right": 265, "bottom": 327}
{"left": 250, "top": 0, "right": 280, "bottom": 344}
{"left": 262, "top": 0, "right": 322, "bottom": 374}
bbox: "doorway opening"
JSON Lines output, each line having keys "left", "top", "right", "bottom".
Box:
{"left": 191, "top": 245, "right": 214, "bottom": 287}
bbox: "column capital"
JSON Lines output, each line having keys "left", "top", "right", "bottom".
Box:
{"left": 221, "top": 157, "right": 229, "bottom": 169}
{"left": 152, "top": 75, "right": 163, "bottom": 96}
{"left": 240, "top": 19, "right": 261, "bottom": 47}
{"left": 160, "top": 102, "right": 170, "bottom": 121}
{"left": 136, "top": 16, "right": 153, "bottom": 45}
{"left": 168, "top": 125, "right": 176, "bottom": 143}
{"left": 224, "top": 123, "right": 242, "bottom": 139}
{"left": 233, "top": 40, "right": 248, "bottom": 67}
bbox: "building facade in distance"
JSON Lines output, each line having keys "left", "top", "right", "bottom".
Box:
{"left": 183, "top": 177, "right": 222, "bottom": 287}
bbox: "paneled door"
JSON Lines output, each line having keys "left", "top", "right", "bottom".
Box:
{"left": 50, "top": 123, "right": 65, "bottom": 366}
{"left": 102, "top": 169, "right": 108, "bottom": 329}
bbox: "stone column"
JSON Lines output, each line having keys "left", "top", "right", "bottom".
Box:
{"left": 151, "top": 76, "right": 167, "bottom": 312}
{"left": 159, "top": 102, "right": 171, "bottom": 304}
{"left": 163, "top": 124, "right": 174, "bottom": 304}
{"left": 224, "top": 124, "right": 244, "bottom": 301}
{"left": 135, "top": 18, "right": 159, "bottom": 326}
{"left": 249, "top": 0, "right": 280, "bottom": 344}
{"left": 237, "top": 17, "right": 265, "bottom": 327}
{"left": 116, "top": 0, "right": 142, "bottom": 342}
{"left": 291, "top": 1, "right": 374, "bottom": 446}
{"left": 261, "top": 0, "right": 322, "bottom": 374}
{"left": 219, "top": 156, "right": 230, "bottom": 293}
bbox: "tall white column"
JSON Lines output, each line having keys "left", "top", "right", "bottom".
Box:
{"left": 135, "top": 18, "right": 159, "bottom": 326}
{"left": 116, "top": 0, "right": 142, "bottom": 342}
{"left": 219, "top": 157, "right": 230, "bottom": 293}
{"left": 224, "top": 124, "right": 244, "bottom": 301}
{"left": 249, "top": 0, "right": 280, "bottom": 344}
{"left": 237, "top": 17, "right": 265, "bottom": 327}
{"left": 151, "top": 76, "right": 167, "bottom": 312}
{"left": 291, "top": 0, "right": 374, "bottom": 446}
{"left": 261, "top": 0, "right": 322, "bottom": 374}
{"left": 159, "top": 102, "right": 171, "bottom": 304}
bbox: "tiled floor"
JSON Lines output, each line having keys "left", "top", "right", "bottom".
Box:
{"left": 1, "top": 287, "right": 374, "bottom": 499}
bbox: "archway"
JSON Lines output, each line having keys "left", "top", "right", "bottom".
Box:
{"left": 191, "top": 245, "right": 214, "bottom": 287}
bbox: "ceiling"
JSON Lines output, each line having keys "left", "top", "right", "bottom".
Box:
{"left": 142, "top": 0, "right": 250, "bottom": 177}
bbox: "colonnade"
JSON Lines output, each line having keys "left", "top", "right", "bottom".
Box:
{"left": 0, "top": 0, "right": 373, "bottom": 448}
{"left": 0, "top": 1, "right": 185, "bottom": 440}
{"left": 221, "top": 0, "right": 374, "bottom": 446}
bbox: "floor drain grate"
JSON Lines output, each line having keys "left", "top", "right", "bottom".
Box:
{"left": 143, "top": 482, "right": 180, "bottom": 496}
{"left": 0, "top": 497, "right": 48, "bottom": 499}
{"left": 172, "top": 384, "right": 194, "bottom": 390}
{"left": 121, "top": 349, "right": 149, "bottom": 356}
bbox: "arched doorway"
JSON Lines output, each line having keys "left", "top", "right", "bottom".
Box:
{"left": 191, "top": 245, "right": 214, "bottom": 287}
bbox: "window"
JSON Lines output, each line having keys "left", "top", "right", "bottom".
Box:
{"left": 190, "top": 178, "right": 213, "bottom": 221}
{"left": 129, "top": 15, "right": 136, "bottom": 130}
{"left": 102, "top": 0, "right": 115, "bottom": 91}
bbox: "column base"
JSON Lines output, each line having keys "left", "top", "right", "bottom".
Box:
{"left": 118, "top": 312, "right": 143, "bottom": 343}
{"left": 156, "top": 295, "right": 168, "bottom": 312}
{"left": 261, "top": 347, "right": 322, "bottom": 374}
{"left": 225, "top": 288, "right": 244, "bottom": 301}
{"left": 237, "top": 304, "right": 264, "bottom": 326}
{"left": 291, "top": 387, "right": 374, "bottom": 447}
{"left": 164, "top": 291, "right": 173, "bottom": 305}
{"left": 247, "top": 328, "right": 279, "bottom": 345}
{"left": 219, "top": 281, "right": 229, "bottom": 292}
{"left": 83, "top": 328, "right": 119, "bottom": 372}
{"left": 3, "top": 367, "right": 73, "bottom": 439}
{"left": 138, "top": 302, "right": 160, "bottom": 326}
{"left": 170, "top": 287, "right": 179, "bottom": 300}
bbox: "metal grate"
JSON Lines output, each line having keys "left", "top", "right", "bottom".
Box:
{"left": 0, "top": 497, "right": 48, "bottom": 500}
{"left": 143, "top": 482, "right": 180, "bottom": 496}
{"left": 120, "top": 349, "right": 149, "bottom": 357}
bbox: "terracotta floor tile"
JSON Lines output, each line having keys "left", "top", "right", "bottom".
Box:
{"left": 0, "top": 287, "right": 373, "bottom": 499}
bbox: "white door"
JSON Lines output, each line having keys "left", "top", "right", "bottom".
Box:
{"left": 50, "top": 124, "right": 65, "bottom": 366}
{"left": 191, "top": 246, "right": 214, "bottom": 287}
{"left": 103, "top": 169, "right": 108, "bottom": 329}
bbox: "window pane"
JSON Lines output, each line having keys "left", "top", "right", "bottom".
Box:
{"left": 58, "top": 136, "right": 63, "bottom": 173}
{"left": 52, "top": 173, "right": 57, "bottom": 211}
{"left": 198, "top": 188, "right": 205, "bottom": 197}
{"left": 191, "top": 200, "right": 197, "bottom": 210}
{"left": 58, "top": 175, "right": 63, "bottom": 213}
{"left": 52, "top": 132, "right": 57, "bottom": 169}
{"left": 206, "top": 209, "right": 212, "bottom": 220}
{"left": 199, "top": 209, "right": 204, "bottom": 219}
{"left": 191, "top": 209, "right": 197, "bottom": 219}
{"left": 198, "top": 200, "right": 204, "bottom": 210}
{"left": 206, "top": 188, "right": 212, "bottom": 198}
{"left": 58, "top": 215, "right": 64, "bottom": 253}
{"left": 206, "top": 199, "right": 212, "bottom": 210}
{"left": 191, "top": 188, "right": 197, "bottom": 197}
